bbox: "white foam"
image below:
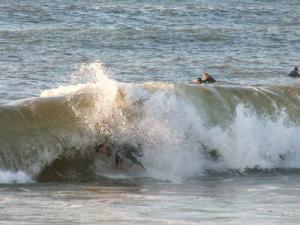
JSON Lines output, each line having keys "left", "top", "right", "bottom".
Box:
{"left": 40, "top": 61, "right": 116, "bottom": 98}
{"left": 35, "top": 61, "right": 300, "bottom": 180}
{"left": 40, "top": 83, "right": 87, "bottom": 97}
{"left": 204, "top": 105, "right": 300, "bottom": 171}
{"left": 117, "top": 86, "right": 300, "bottom": 179}
{"left": 0, "top": 170, "right": 32, "bottom": 184}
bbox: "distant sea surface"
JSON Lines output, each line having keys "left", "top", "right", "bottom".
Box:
{"left": 1, "top": 0, "right": 300, "bottom": 103}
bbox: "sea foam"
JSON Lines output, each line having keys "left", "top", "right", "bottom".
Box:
{"left": 0, "top": 170, "right": 32, "bottom": 184}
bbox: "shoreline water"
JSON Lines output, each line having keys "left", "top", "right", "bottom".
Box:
{"left": 1, "top": 174, "right": 300, "bottom": 225}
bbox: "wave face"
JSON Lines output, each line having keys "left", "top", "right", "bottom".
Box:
{"left": 1, "top": 62, "right": 300, "bottom": 183}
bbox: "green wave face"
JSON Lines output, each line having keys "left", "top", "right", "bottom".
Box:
{"left": 1, "top": 82, "right": 300, "bottom": 182}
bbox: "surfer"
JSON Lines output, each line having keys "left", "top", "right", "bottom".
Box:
{"left": 202, "top": 73, "right": 216, "bottom": 83}
{"left": 95, "top": 143, "right": 112, "bottom": 156}
{"left": 95, "top": 142, "right": 144, "bottom": 169}
{"left": 288, "top": 66, "right": 300, "bottom": 77}
{"left": 193, "top": 77, "right": 203, "bottom": 84}
{"left": 193, "top": 72, "right": 216, "bottom": 84}
{"left": 115, "top": 143, "right": 144, "bottom": 169}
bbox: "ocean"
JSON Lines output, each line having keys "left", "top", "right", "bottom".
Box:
{"left": 1, "top": 0, "right": 300, "bottom": 224}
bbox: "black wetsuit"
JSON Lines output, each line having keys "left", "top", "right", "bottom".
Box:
{"left": 202, "top": 76, "right": 216, "bottom": 83}
{"left": 289, "top": 70, "right": 300, "bottom": 77}
{"left": 115, "top": 143, "right": 144, "bottom": 169}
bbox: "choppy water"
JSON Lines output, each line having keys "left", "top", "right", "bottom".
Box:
{"left": 1, "top": 0, "right": 300, "bottom": 224}
{"left": 1, "top": 0, "right": 300, "bottom": 103}
{"left": 1, "top": 175, "right": 300, "bottom": 225}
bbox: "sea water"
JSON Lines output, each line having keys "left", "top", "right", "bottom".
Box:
{"left": 1, "top": 0, "right": 300, "bottom": 224}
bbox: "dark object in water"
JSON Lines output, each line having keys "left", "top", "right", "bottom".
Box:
{"left": 96, "top": 142, "right": 144, "bottom": 169}
{"left": 288, "top": 66, "right": 300, "bottom": 77}
{"left": 202, "top": 73, "right": 216, "bottom": 83}
{"left": 200, "top": 143, "right": 221, "bottom": 161}
{"left": 95, "top": 144, "right": 112, "bottom": 156}
{"left": 192, "top": 73, "right": 216, "bottom": 84}
{"left": 115, "top": 143, "right": 144, "bottom": 169}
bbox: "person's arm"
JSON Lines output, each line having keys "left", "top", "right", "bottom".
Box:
{"left": 125, "top": 151, "right": 145, "bottom": 169}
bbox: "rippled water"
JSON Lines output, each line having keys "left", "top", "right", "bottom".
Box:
{"left": 1, "top": 0, "right": 300, "bottom": 103}
{"left": 1, "top": 174, "right": 300, "bottom": 225}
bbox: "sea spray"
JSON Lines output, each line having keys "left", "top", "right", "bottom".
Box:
{"left": 1, "top": 62, "right": 300, "bottom": 183}
{"left": 205, "top": 105, "right": 300, "bottom": 171}
{"left": 0, "top": 170, "right": 32, "bottom": 184}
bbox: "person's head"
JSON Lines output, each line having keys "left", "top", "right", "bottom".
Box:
{"left": 295, "top": 66, "right": 298, "bottom": 71}
{"left": 202, "top": 73, "right": 209, "bottom": 79}
{"left": 96, "top": 144, "right": 104, "bottom": 153}
{"left": 197, "top": 77, "right": 202, "bottom": 83}
{"left": 96, "top": 143, "right": 111, "bottom": 156}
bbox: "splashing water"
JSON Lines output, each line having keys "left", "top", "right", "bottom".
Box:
{"left": 1, "top": 62, "right": 300, "bottom": 183}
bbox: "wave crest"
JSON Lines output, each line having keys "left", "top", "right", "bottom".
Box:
{"left": 1, "top": 62, "right": 300, "bottom": 183}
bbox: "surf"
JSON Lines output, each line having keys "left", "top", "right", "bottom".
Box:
{"left": 1, "top": 62, "right": 300, "bottom": 183}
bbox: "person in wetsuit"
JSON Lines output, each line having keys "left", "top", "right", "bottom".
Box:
{"left": 201, "top": 73, "right": 216, "bottom": 83}
{"left": 193, "top": 73, "right": 216, "bottom": 84}
{"left": 288, "top": 66, "right": 300, "bottom": 77}
{"left": 114, "top": 143, "right": 144, "bottom": 169}
{"left": 95, "top": 142, "right": 144, "bottom": 169}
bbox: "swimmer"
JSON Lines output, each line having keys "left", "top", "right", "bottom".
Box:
{"left": 115, "top": 143, "right": 144, "bottom": 169}
{"left": 201, "top": 72, "right": 216, "bottom": 83}
{"left": 193, "top": 72, "right": 216, "bottom": 84}
{"left": 95, "top": 143, "right": 112, "bottom": 156}
{"left": 95, "top": 142, "right": 144, "bottom": 169}
{"left": 288, "top": 66, "right": 300, "bottom": 77}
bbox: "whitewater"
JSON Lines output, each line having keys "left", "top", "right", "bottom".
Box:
{"left": 1, "top": 62, "right": 300, "bottom": 184}
{"left": 2, "top": 62, "right": 300, "bottom": 225}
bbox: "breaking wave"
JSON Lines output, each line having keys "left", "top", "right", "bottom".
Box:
{"left": 1, "top": 62, "right": 300, "bottom": 183}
